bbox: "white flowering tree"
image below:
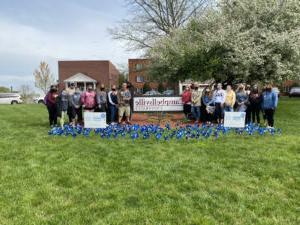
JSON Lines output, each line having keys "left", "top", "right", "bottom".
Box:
{"left": 148, "top": 0, "right": 300, "bottom": 84}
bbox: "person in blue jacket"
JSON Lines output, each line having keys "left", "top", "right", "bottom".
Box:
{"left": 261, "top": 84, "right": 278, "bottom": 128}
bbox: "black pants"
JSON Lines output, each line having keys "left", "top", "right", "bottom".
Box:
{"left": 47, "top": 105, "right": 57, "bottom": 126}
{"left": 246, "top": 106, "right": 252, "bottom": 124}
{"left": 202, "top": 110, "right": 213, "bottom": 123}
{"left": 264, "top": 109, "right": 275, "bottom": 127}
{"left": 96, "top": 103, "right": 106, "bottom": 113}
{"left": 69, "top": 106, "right": 83, "bottom": 122}
{"left": 215, "top": 103, "right": 223, "bottom": 121}
{"left": 130, "top": 102, "right": 134, "bottom": 120}
{"left": 67, "top": 106, "right": 74, "bottom": 122}
{"left": 183, "top": 104, "right": 191, "bottom": 118}
{"left": 251, "top": 106, "right": 261, "bottom": 124}
{"left": 74, "top": 107, "right": 83, "bottom": 122}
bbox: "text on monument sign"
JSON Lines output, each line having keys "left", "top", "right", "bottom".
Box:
{"left": 134, "top": 97, "right": 183, "bottom": 112}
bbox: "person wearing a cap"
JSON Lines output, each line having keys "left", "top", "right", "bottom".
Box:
{"left": 191, "top": 83, "right": 202, "bottom": 123}
{"left": 213, "top": 83, "right": 226, "bottom": 124}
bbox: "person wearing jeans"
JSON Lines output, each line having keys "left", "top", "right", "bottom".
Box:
{"left": 213, "top": 83, "right": 226, "bottom": 124}
{"left": 235, "top": 84, "right": 249, "bottom": 113}
{"left": 224, "top": 85, "right": 236, "bottom": 112}
{"left": 182, "top": 86, "right": 192, "bottom": 119}
{"left": 108, "top": 85, "right": 118, "bottom": 124}
{"left": 262, "top": 84, "right": 278, "bottom": 127}
{"left": 96, "top": 84, "right": 107, "bottom": 113}
{"left": 202, "top": 88, "right": 214, "bottom": 124}
{"left": 191, "top": 83, "right": 202, "bottom": 122}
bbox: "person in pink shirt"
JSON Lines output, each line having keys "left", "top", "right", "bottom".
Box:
{"left": 182, "top": 86, "right": 192, "bottom": 119}
{"left": 81, "top": 85, "right": 96, "bottom": 111}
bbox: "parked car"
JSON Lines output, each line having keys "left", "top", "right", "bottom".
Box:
{"left": 143, "top": 90, "right": 162, "bottom": 96}
{"left": 272, "top": 87, "right": 280, "bottom": 97}
{"left": 289, "top": 87, "right": 300, "bottom": 97}
{"left": 33, "top": 95, "right": 45, "bottom": 104}
{"left": 0, "top": 93, "right": 23, "bottom": 104}
{"left": 163, "top": 90, "right": 175, "bottom": 96}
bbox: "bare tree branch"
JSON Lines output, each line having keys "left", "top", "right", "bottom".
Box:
{"left": 109, "top": 0, "right": 213, "bottom": 50}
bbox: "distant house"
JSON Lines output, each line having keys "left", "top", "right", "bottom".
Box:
{"left": 128, "top": 59, "right": 153, "bottom": 94}
{"left": 128, "top": 59, "right": 212, "bottom": 95}
{"left": 58, "top": 60, "right": 120, "bottom": 91}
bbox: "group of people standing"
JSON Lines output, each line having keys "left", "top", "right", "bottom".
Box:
{"left": 182, "top": 83, "right": 278, "bottom": 128}
{"left": 45, "top": 81, "right": 278, "bottom": 128}
{"left": 45, "top": 82, "right": 134, "bottom": 127}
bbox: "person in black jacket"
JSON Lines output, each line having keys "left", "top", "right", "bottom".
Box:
{"left": 249, "top": 85, "right": 262, "bottom": 124}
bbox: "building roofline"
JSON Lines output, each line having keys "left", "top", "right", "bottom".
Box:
{"left": 128, "top": 58, "right": 149, "bottom": 61}
{"left": 58, "top": 60, "right": 111, "bottom": 63}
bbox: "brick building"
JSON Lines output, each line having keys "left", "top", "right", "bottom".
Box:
{"left": 128, "top": 58, "right": 158, "bottom": 93}
{"left": 58, "top": 60, "right": 120, "bottom": 90}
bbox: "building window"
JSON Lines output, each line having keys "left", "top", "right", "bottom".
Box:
{"left": 136, "top": 75, "right": 145, "bottom": 83}
{"left": 135, "top": 64, "right": 143, "bottom": 71}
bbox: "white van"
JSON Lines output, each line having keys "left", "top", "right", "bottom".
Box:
{"left": 33, "top": 95, "right": 45, "bottom": 104}
{"left": 0, "top": 93, "right": 23, "bottom": 104}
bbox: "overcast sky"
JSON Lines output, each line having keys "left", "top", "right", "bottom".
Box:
{"left": 0, "top": 0, "right": 138, "bottom": 91}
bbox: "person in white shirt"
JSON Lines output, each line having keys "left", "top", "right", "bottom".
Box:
{"left": 213, "top": 83, "right": 226, "bottom": 124}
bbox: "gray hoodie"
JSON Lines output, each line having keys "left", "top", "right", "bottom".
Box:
{"left": 96, "top": 91, "right": 107, "bottom": 105}
{"left": 71, "top": 91, "right": 81, "bottom": 108}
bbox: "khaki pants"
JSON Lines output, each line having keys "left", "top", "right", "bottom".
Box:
{"left": 119, "top": 106, "right": 130, "bottom": 117}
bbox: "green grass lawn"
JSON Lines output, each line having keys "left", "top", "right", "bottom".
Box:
{"left": 0, "top": 97, "right": 299, "bottom": 225}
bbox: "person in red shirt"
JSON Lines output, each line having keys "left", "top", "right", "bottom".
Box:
{"left": 182, "top": 86, "right": 192, "bottom": 119}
